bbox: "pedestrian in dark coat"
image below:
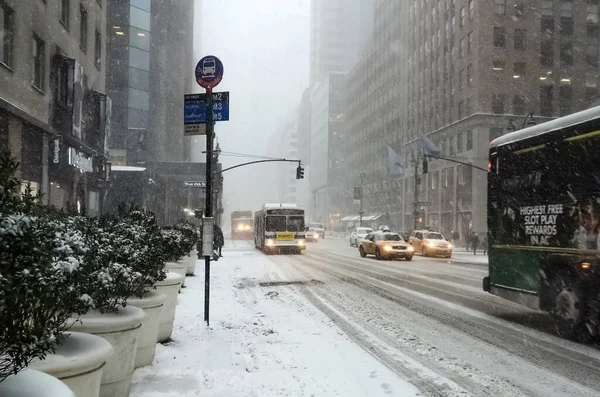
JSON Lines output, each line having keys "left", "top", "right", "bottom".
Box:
{"left": 213, "top": 224, "right": 224, "bottom": 257}
{"left": 472, "top": 232, "right": 480, "bottom": 255}
{"left": 483, "top": 234, "right": 488, "bottom": 255}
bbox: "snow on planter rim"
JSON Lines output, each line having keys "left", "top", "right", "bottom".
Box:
{"left": 0, "top": 368, "right": 75, "bottom": 397}
{"left": 29, "top": 332, "right": 114, "bottom": 378}
{"left": 68, "top": 305, "right": 146, "bottom": 333}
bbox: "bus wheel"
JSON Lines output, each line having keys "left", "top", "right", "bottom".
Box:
{"left": 551, "top": 276, "right": 586, "bottom": 339}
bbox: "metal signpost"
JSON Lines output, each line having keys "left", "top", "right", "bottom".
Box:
{"left": 195, "top": 55, "right": 225, "bottom": 326}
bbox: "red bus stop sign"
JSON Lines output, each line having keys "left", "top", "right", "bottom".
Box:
{"left": 195, "top": 55, "right": 224, "bottom": 91}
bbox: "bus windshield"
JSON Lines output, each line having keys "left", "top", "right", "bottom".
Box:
{"left": 287, "top": 216, "right": 305, "bottom": 232}
{"left": 266, "top": 216, "right": 286, "bottom": 232}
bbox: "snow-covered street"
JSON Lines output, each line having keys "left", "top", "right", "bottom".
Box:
{"left": 132, "top": 239, "right": 600, "bottom": 397}
{"left": 130, "top": 241, "right": 420, "bottom": 397}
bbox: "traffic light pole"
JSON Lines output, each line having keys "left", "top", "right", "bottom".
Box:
{"left": 359, "top": 173, "right": 365, "bottom": 227}
{"left": 413, "top": 150, "right": 422, "bottom": 231}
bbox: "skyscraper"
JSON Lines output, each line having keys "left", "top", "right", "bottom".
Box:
{"left": 342, "top": 0, "right": 600, "bottom": 238}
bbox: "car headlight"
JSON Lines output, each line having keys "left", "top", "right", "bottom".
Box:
{"left": 266, "top": 239, "right": 275, "bottom": 246}
{"left": 383, "top": 246, "right": 393, "bottom": 252}
{"left": 447, "top": 243, "right": 453, "bottom": 249}
{"left": 314, "top": 234, "right": 319, "bottom": 239}
{"left": 297, "top": 240, "right": 305, "bottom": 246}
{"left": 427, "top": 242, "right": 435, "bottom": 247}
{"left": 407, "top": 246, "right": 414, "bottom": 252}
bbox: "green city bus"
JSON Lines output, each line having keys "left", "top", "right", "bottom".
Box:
{"left": 484, "top": 105, "right": 600, "bottom": 338}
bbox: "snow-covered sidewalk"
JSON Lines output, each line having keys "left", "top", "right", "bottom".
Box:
{"left": 131, "top": 247, "right": 420, "bottom": 397}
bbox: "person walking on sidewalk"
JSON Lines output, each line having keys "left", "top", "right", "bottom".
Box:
{"left": 472, "top": 232, "right": 480, "bottom": 255}
{"left": 483, "top": 234, "right": 488, "bottom": 255}
{"left": 213, "top": 224, "right": 224, "bottom": 257}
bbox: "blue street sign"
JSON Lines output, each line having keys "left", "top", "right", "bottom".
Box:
{"left": 195, "top": 55, "right": 224, "bottom": 90}
{"left": 184, "top": 92, "right": 229, "bottom": 136}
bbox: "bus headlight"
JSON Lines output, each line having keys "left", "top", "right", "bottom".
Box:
{"left": 297, "top": 240, "right": 305, "bottom": 246}
{"left": 266, "top": 239, "right": 275, "bottom": 246}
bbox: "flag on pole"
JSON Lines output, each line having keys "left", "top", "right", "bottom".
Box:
{"left": 420, "top": 135, "right": 442, "bottom": 157}
{"left": 387, "top": 146, "right": 405, "bottom": 175}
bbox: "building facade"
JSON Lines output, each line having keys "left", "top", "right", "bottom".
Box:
{"left": 342, "top": 0, "right": 600, "bottom": 241}
{"left": 271, "top": 110, "right": 302, "bottom": 206}
{"left": 309, "top": 73, "right": 347, "bottom": 226}
{"left": 0, "top": 0, "right": 109, "bottom": 216}
{"left": 105, "top": 0, "right": 201, "bottom": 224}
{"left": 309, "top": 0, "right": 374, "bottom": 86}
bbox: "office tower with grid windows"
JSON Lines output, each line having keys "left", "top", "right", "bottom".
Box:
{"left": 341, "top": 0, "right": 600, "bottom": 239}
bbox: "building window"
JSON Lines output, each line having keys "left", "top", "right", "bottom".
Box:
{"left": 32, "top": 34, "right": 45, "bottom": 91}
{"left": 468, "top": 31, "right": 473, "bottom": 53}
{"left": 513, "top": 62, "right": 526, "bottom": 79}
{"left": 460, "top": 7, "right": 466, "bottom": 27}
{"left": 560, "top": 41, "right": 573, "bottom": 65}
{"left": 513, "top": 95, "right": 526, "bottom": 114}
{"left": 466, "top": 130, "right": 473, "bottom": 150}
{"left": 466, "top": 64, "right": 473, "bottom": 85}
{"left": 459, "top": 69, "right": 463, "bottom": 89}
{"left": 541, "top": 40, "right": 554, "bottom": 66}
{"left": 458, "top": 100, "right": 464, "bottom": 118}
{"left": 94, "top": 29, "right": 101, "bottom": 69}
{"left": 541, "top": 16, "right": 554, "bottom": 37}
{"left": 493, "top": 27, "right": 506, "bottom": 48}
{"left": 60, "top": 0, "right": 70, "bottom": 29}
{"left": 490, "top": 127, "right": 505, "bottom": 141}
{"left": 559, "top": 85, "right": 572, "bottom": 116}
{"left": 514, "top": 28, "right": 526, "bottom": 50}
{"left": 0, "top": 3, "right": 14, "bottom": 68}
{"left": 586, "top": 87, "right": 599, "bottom": 103}
{"left": 586, "top": 71, "right": 598, "bottom": 88}
{"left": 514, "top": 0, "right": 525, "bottom": 16}
{"left": 587, "top": 39, "right": 599, "bottom": 65}
{"left": 494, "top": 0, "right": 506, "bottom": 15}
{"left": 542, "top": 0, "right": 554, "bottom": 16}
{"left": 79, "top": 6, "right": 88, "bottom": 52}
{"left": 560, "top": 17, "right": 574, "bottom": 35}
{"left": 493, "top": 59, "right": 505, "bottom": 72}
{"left": 460, "top": 38, "right": 465, "bottom": 56}
{"left": 492, "top": 94, "right": 505, "bottom": 114}
{"left": 540, "top": 85, "right": 553, "bottom": 116}
{"left": 469, "top": 0, "right": 474, "bottom": 19}
{"left": 457, "top": 133, "right": 464, "bottom": 153}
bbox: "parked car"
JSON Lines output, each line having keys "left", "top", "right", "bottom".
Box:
{"left": 408, "top": 230, "right": 453, "bottom": 258}
{"left": 306, "top": 228, "right": 319, "bottom": 242}
{"left": 349, "top": 227, "right": 374, "bottom": 247}
{"left": 359, "top": 232, "right": 414, "bottom": 261}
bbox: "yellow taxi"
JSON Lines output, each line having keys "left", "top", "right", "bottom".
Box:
{"left": 359, "top": 232, "right": 414, "bottom": 261}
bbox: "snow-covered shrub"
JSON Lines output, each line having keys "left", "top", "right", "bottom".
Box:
{"left": 110, "top": 207, "right": 167, "bottom": 296}
{"left": 161, "top": 228, "right": 188, "bottom": 262}
{"left": 0, "top": 153, "right": 93, "bottom": 382}
{"left": 173, "top": 222, "right": 199, "bottom": 254}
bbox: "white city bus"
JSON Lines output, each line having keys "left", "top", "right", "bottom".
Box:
{"left": 254, "top": 203, "right": 306, "bottom": 254}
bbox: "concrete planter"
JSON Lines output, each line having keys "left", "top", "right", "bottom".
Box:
{"left": 185, "top": 251, "right": 197, "bottom": 276}
{"left": 0, "top": 369, "right": 75, "bottom": 397}
{"left": 30, "top": 332, "right": 113, "bottom": 397}
{"left": 127, "top": 291, "right": 167, "bottom": 368}
{"left": 68, "top": 306, "right": 145, "bottom": 397}
{"left": 155, "top": 271, "right": 185, "bottom": 342}
{"left": 165, "top": 261, "right": 187, "bottom": 286}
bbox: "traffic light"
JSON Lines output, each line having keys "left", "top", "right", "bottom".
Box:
{"left": 422, "top": 158, "right": 429, "bottom": 174}
{"left": 296, "top": 164, "right": 305, "bottom": 179}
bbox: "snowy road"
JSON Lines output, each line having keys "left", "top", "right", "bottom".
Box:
{"left": 260, "top": 238, "right": 600, "bottom": 397}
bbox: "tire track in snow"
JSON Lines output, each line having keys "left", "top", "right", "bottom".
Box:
{"left": 269, "top": 250, "right": 600, "bottom": 396}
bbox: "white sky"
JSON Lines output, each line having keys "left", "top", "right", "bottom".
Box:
{"left": 196, "top": 0, "right": 310, "bottom": 220}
